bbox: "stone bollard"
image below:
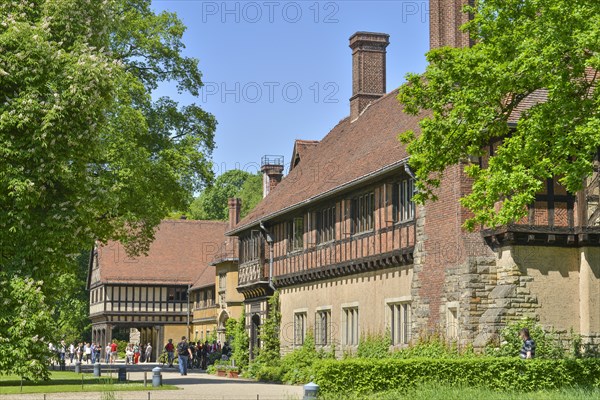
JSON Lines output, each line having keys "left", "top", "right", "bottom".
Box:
{"left": 93, "top": 362, "right": 101, "bottom": 377}
{"left": 74, "top": 361, "right": 81, "bottom": 374}
{"left": 152, "top": 367, "right": 162, "bottom": 387}
{"left": 303, "top": 382, "right": 319, "bottom": 400}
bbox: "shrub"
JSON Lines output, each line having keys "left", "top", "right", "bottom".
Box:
{"left": 312, "top": 358, "right": 600, "bottom": 396}
{"left": 247, "top": 331, "right": 334, "bottom": 384}
{"left": 357, "top": 331, "right": 391, "bottom": 359}
{"left": 207, "top": 350, "right": 222, "bottom": 366}
{"left": 392, "top": 333, "right": 474, "bottom": 359}
{"left": 485, "top": 318, "right": 566, "bottom": 359}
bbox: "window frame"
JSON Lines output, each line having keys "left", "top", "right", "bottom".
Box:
{"left": 316, "top": 205, "right": 336, "bottom": 244}
{"left": 351, "top": 192, "right": 375, "bottom": 235}
{"left": 388, "top": 300, "right": 411, "bottom": 345}
{"left": 393, "top": 178, "right": 415, "bottom": 223}
{"left": 342, "top": 305, "right": 359, "bottom": 346}
{"left": 294, "top": 311, "right": 307, "bottom": 347}
{"left": 315, "top": 308, "right": 332, "bottom": 347}
{"left": 288, "top": 216, "right": 305, "bottom": 252}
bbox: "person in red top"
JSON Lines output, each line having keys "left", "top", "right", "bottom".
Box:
{"left": 164, "top": 338, "right": 175, "bottom": 367}
{"left": 110, "top": 340, "right": 118, "bottom": 364}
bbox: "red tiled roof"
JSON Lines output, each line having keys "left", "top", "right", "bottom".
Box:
{"left": 230, "top": 90, "right": 427, "bottom": 233}
{"left": 97, "top": 219, "right": 227, "bottom": 286}
{"left": 507, "top": 90, "right": 548, "bottom": 124}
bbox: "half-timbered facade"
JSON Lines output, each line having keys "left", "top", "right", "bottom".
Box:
{"left": 88, "top": 219, "right": 227, "bottom": 360}
{"left": 228, "top": 13, "right": 600, "bottom": 356}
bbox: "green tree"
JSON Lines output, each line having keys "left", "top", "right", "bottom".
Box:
{"left": 54, "top": 252, "right": 92, "bottom": 344}
{"left": 0, "top": 0, "right": 215, "bottom": 379}
{"left": 189, "top": 170, "right": 262, "bottom": 220}
{"left": 397, "top": 0, "right": 600, "bottom": 229}
{"left": 238, "top": 173, "right": 263, "bottom": 218}
{"left": 226, "top": 310, "right": 250, "bottom": 370}
{"left": 257, "top": 291, "right": 281, "bottom": 365}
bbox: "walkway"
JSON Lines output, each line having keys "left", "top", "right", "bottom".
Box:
{"left": 0, "top": 362, "right": 305, "bottom": 400}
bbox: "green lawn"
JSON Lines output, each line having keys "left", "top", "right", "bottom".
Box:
{"left": 318, "top": 384, "right": 600, "bottom": 400}
{"left": 0, "top": 371, "right": 177, "bottom": 395}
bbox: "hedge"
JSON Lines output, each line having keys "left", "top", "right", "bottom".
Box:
{"left": 312, "top": 358, "right": 600, "bottom": 395}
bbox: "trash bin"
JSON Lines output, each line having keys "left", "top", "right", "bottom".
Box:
{"left": 118, "top": 366, "right": 126, "bottom": 382}
{"left": 74, "top": 361, "right": 81, "bottom": 374}
{"left": 152, "top": 367, "right": 162, "bottom": 387}
{"left": 93, "top": 362, "right": 101, "bottom": 377}
{"left": 303, "top": 382, "right": 319, "bottom": 399}
{"left": 59, "top": 360, "right": 66, "bottom": 371}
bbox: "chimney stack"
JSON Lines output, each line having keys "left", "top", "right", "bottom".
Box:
{"left": 349, "top": 32, "right": 389, "bottom": 121}
{"left": 429, "top": 0, "right": 472, "bottom": 50}
{"left": 228, "top": 198, "right": 241, "bottom": 230}
{"left": 261, "top": 155, "right": 284, "bottom": 198}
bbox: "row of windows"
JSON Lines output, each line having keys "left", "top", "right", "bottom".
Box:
{"left": 95, "top": 285, "right": 189, "bottom": 304}
{"left": 239, "top": 179, "right": 415, "bottom": 261}
{"left": 293, "top": 302, "right": 412, "bottom": 348}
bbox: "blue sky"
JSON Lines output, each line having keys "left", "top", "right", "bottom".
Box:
{"left": 152, "top": 1, "right": 430, "bottom": 177}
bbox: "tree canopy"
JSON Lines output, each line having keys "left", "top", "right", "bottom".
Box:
{"left": 397, "top": 0, "right": 600, "bottom": 229}
{"left": 189, "top": 170, "right": 263, "bottom": 221}
{"left": 0, "top": 0, "right": 215, "bottom": 378}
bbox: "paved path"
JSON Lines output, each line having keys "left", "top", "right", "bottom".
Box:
{"left": 0, "top": 363, "right": 305, "bottom": 400}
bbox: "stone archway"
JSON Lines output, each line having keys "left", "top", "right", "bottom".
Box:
{"left": 217, "top": 310, "right": 230, "bottom": 344}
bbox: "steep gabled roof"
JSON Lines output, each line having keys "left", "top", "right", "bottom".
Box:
{"left": 97, "top": 219, "right": 227, "bottom": 286}
{"left": 289, "top": 139, "right": 320, "bottom": 172}
{"left": 230, "top": 90, "right": 428, "bottom": 234}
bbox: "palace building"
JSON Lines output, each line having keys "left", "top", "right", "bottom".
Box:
{"left": 87, "top": 219, "right": 229, "bottom": 360}
{"left": 226, "top": 1, "right": 600, "bottom": 355}
{"left": 89, "top": 0, "right": 600, "bottom": 358}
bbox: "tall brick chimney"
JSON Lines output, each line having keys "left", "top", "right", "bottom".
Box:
{"left": 228, "top": 197, "right": 241, "bottom": 230}
{"left": 349, "top": 32, "right": 389, "bottom": 121}
{"left": 430, "top": 0, "right": 472, "bottom": 49}
{"left": 261, "top": 155, "right": 284, "bottom": 198}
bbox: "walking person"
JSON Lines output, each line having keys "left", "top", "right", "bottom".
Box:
{"left": 177, "top": 336, "right": 193, "bottom": 376}
{"left": 90, "top": 343, "right": 96, "bottom": 364}
{"left": 519, "top": 328, "right": 536, "bottom": 359}
{"left": 69, "top": 343, "right": 75, "bottom": 364}
{"left": 145, "top": 343, "right": 152, "bottom": 363}
{"left": 164, "top": 338, "right": 175, "bottom": 367}
{"left": 105, "top": 343, "right": 111, "bottom": 364}
{"left": 58, "top": 340, "right": 66, "bottom": 364}
{"left": 84, "top": 342, "right": 92, "bottom": 364}
{"left": 110, "top": 340, "right": 118, "bottom": 364}
{"left": 126, "top": 344, "right": 134, "bottom": 365}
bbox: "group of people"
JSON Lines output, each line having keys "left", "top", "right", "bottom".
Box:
{"left": 48, "top": 340, "right": 104, "bottom": 365}
{"left": 168, "top": 336, "right": 231, "bottom": 376}
{"left": 124, "top": 342, "right": 153, "bottom": 364}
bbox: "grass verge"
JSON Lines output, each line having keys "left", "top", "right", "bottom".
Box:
{"left": 0, "top": 371, "right": 177, "bottom": 395}
{"left": 317, "top": 384, "right": 600, "bottom": 400}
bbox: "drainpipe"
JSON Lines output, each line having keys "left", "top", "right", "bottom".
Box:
{"left": 187, "top": 284, "right": 191, "bottom": 338}
{"left": 259, "top": 221, "right": 276, "bottom": 291}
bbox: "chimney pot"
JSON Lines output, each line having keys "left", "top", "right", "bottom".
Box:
{"left": 261, "top": 155, "right": 284, "bottom": 198}
{"left": 349, "top": 32, "right": 389, "bottom": 121}
{"left": 429, "top": 0, "right": 472, "bottom": 50}
{"left": 228, "top": 198, "right": 242, "bottom": 230}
